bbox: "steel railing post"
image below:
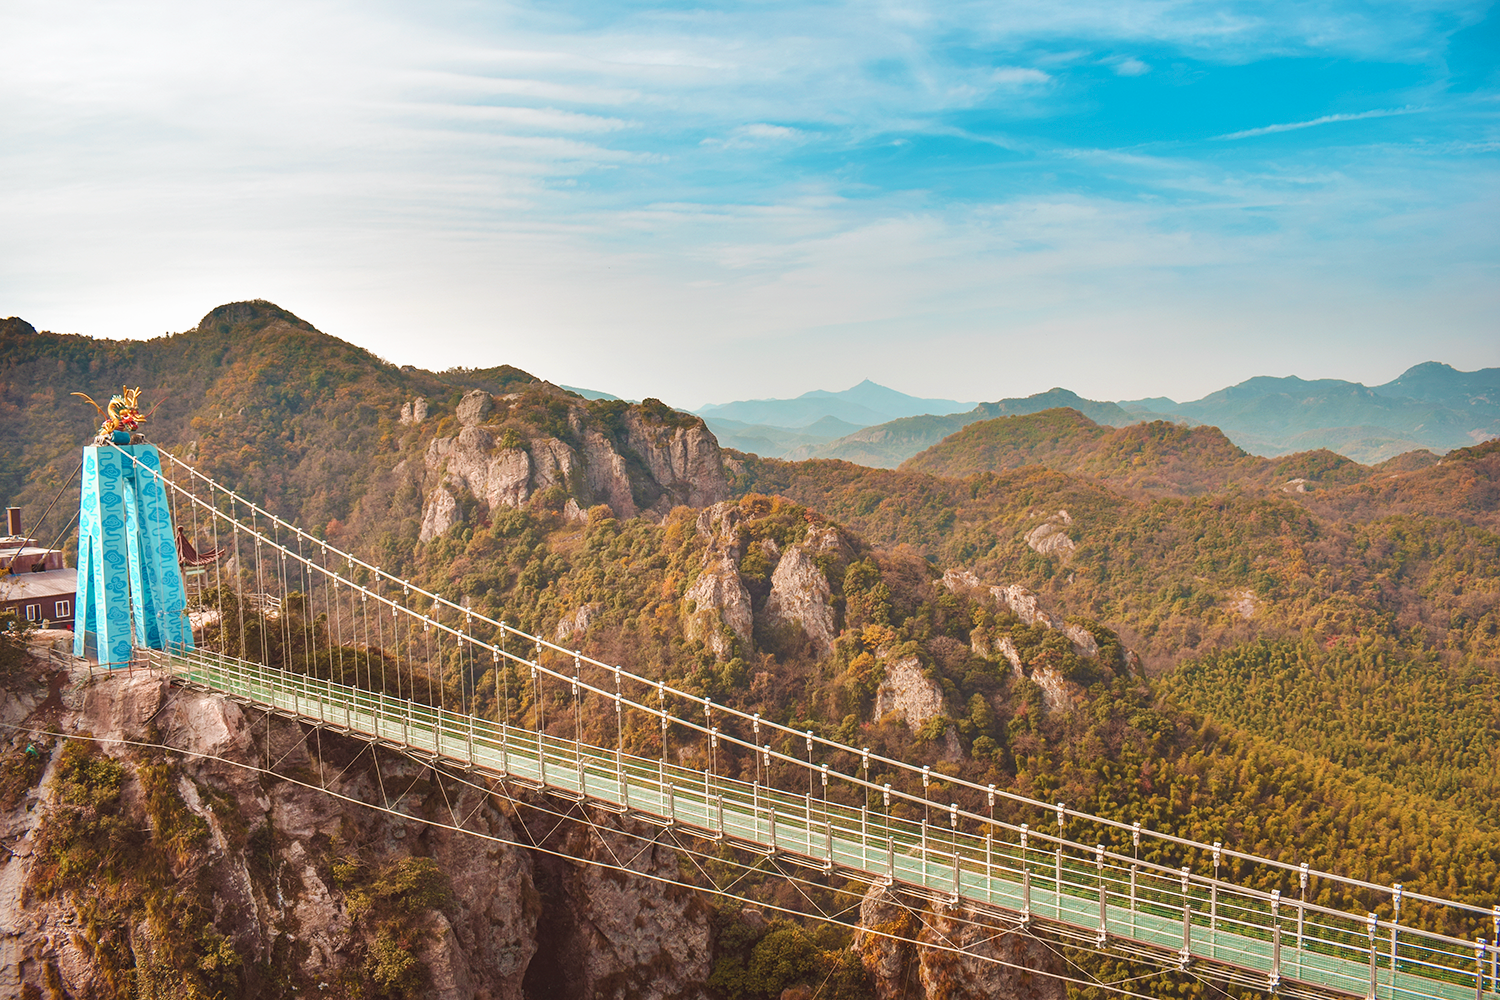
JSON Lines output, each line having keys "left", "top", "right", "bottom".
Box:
{"left": 1391, "top": 884, "right": 1402, "bottom": 998}
{"left": 1021, "top": 825, "right": 1031, "bottom": 924}
{"left": 883, "top": 784, "right": 893, "bottom": 885}
{"left": 1055, "top": 802, "right": 1065, "bottom": 921}
{"left": 861, "top": 805, "right": 868, "bottom": 871}
{"left": 1097, "top": 844, "right": 1107, "bottom": 944}
{"left": 1181, "top": 868, "right": 1192, "bottom": 968}
{"left": 1211, "top": 842, "right": 1221, "bottom": 960}
{"left": 618, "top": 747, "right": 627, "bottom": 811}
{"left": 1367, "top": 912, "right": 1378, "bottom": 1000}
{"left": 1130, "top": 822, "right": 1140, "bottom": 936}
{"left": 1271, "top": 890, "right": 1282, "bottom": 994}
{"left": 948, "top": 803, "right": 960, "bottom": 903}
{"left": 1297, "top": 863, "right": 1308, "bottom": 977}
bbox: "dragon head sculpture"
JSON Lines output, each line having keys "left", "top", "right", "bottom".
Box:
{"left": 72, "top": 386, "right": 159, "bottom": 446}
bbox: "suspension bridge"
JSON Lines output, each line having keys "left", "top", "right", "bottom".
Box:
{"left": 64, "top": 442, "right": 1500, "bottom": 1000}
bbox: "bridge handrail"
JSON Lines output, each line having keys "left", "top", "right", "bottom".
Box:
{"left": 138, "top": 444, "right": 1499, "bottom": 925}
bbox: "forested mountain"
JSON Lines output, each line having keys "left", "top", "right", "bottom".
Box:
{"left": 1123, "top": 365, "right": 1500, "bottom": 463}
{"left": 3, "top": 302, "right": 1498, "bottom": 994}
{"left": 698, "top": 364, "right": 1500, "bottom": 467}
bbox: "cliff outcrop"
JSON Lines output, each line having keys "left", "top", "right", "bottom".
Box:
{"left": 942, "top": 571, "right": 1115, "bottom": 714}
{"left": 855, "top": 886, "right": 1064, "bottom": 1000}
{"left": 418, "top": 390, "right": 730, "bottom": 541}
{"left": 0, "top": 652, "right": 715, "bottom": 1000}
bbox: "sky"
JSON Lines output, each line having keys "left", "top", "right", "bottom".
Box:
{"left": 2, "top": 0, "right": 1497, "bottom": 410}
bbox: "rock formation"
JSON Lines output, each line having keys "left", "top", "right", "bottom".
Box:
{"left": 856, "top": 886, "right": 1064, "bottom": 1000}
{"left": 399, "top": 397, "right": 428, "bottom": 426}
{"left": 941, "top": 571, "right": 1110, "bottom": 714}
{"left": 873, "top": 656, "right": 961, "bottom": 760}
{"left": 763, "top": 529, "right": 839, "bottom": 658}
{"left": 1023, "top": 510, "right": 1076, "bottom": 558}
{"left": 682, "top": 502, "right": 754, "bottom": 659}
{"left": 0, "top": 653, "right": 714, "bottom": 1000}
{"left": 417, "top": 392, "right": 730, "bottom": 541}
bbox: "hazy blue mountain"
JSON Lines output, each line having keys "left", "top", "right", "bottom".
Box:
{"left": 1153, "top": 366, "right": 1500, "bottom": 463}
{"left": 696, "top": 364, "right": 1500, "bottom": 467}
{"left": 703, "top": 415, "right": 864, "bottom": 456}
{"left": 1374, "top": 361, "right": 1500, "bottom": 411}
{"left": 696, "top": 379, "right": 972, "bottom": 429}
{"left": 786, "top": 388, "right": 1134, "bottom": 467}
{"left": 560, "top": 384, "right": 624, "bottom": 402}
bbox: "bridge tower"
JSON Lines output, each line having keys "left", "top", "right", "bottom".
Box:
{"left": 73, "top": 444, "right": 194, "bottom": 666}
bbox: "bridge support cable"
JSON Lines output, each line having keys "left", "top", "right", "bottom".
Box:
{"left": 111, "top": 445, "right": 1500, "bottom": 1000}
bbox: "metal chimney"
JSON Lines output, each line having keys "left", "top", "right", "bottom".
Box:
{"left": 5, "top": 507, "right": 19, "bottom": 537}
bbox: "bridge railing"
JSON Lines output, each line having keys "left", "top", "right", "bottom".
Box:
{"left": 121, "top": 444, "right": 1500, "bottom": 997}
{"left": 147, "top": 642, "right": 1500, "bottom": 1000}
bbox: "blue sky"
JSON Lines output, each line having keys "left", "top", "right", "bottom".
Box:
{"left": 2, "top": 0, "right": 1496, "bottom": 408}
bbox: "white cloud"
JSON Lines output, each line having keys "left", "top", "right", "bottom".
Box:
{"left": 1215, "top": 107, "right": 1421, "bottom": 140}
{"left": 701, "top": 123, "right": 810, "bottom": 149}
{"left": 1113, "top": 57, "right": 1152, "bottom": 76}
{"left": 397, "top": 103, "right": 633, "bottom": 133}
{"left": 991, "top": 66, "right": 1051, "bottom": 86}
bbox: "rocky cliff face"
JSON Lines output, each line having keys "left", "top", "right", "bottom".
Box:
{"left": 942, "top": 571, "right": 1114, "bottom": 714}
{"left": 871, "top": 656, "right": 961, "bottom": 762}
{"left": 855, "top": 887, "right": 1063, "bottom": 1000}
{"left": 418, "top": 389, "right": 731, "bottom": 541}
{"left": 0, "top": 652, "right": 712, "bottom": 1000}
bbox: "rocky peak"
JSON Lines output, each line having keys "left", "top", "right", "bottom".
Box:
{"left": 764, "top": 544, "right": 836, "bottom": 658}
{"left": 416, "top": 398, "right": 732, "bottom": 539}
{"left": 399, "top": 396, "right": 429, "bottom": 426}
{"left": 873, "top": 655, "right": 960, "bottom": 760}
{"left": 456, "top": 389, "right": 494, "bottom": 427}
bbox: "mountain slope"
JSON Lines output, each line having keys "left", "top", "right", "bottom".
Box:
{"left": 1141, "top": 368, "right": 1500, "bottom": 463}
{"left": 0, "top": 302, "right": 725, "bottom": 570}
{"left": 785, "top": 388, "right": 1137, "bottom": 468}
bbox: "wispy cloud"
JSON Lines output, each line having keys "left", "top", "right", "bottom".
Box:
{"left": 1112, "top": 57, "right": 1151, "bottom": 76}
{"left": 991, "top": 66, "right": 1051, "bottom": 86}
{"left": 701, "top": 123, "right": 810, "bottom": 149}
{"left": 1215, "top": 107, "right": 1422, "bottom": 140}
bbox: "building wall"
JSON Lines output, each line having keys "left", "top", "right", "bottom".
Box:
{"left": 1, "top": 593, "right": 75, "bottom": 629}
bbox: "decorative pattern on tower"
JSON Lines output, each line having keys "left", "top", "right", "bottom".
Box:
{"left": 72, "top": 413, "right": 194, "bottom": 664}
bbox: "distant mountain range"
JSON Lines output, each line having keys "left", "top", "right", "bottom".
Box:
{"left": 697, "top": 363, "right": 1500, "bottom": 466}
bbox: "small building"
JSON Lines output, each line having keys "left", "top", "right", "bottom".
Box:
{"left": 1, "top": 507, "right": 76, "bottom": 630}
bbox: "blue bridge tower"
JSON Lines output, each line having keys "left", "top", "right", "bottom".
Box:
{"left": 73, "top": 444, "right": 194, "bottom": 666}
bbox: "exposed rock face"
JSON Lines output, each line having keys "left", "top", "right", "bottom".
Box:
{"left": 0, "top": 651, "right": 718, "bottom": 1000}
{"left": 1024, "top": 510, "right": 1076, "bottom": 558}
{"left": 556, "top": 603, "right": 602, "bottom": 643}
{"left": 400, "top": 396, "right": 429, "bottom": 426}
{"left": 685, "top": 552, "right": 754, "bottom": 659}
{"left": 526, "top": 813, "right": 714, "bottom": 1000}
{"left": 1062, "top": 623, "right": 1099, "bottom": 658}
{"left": 418, "top": 395, "right": 731, "bottom": 538}
{"left": 873, "top": 656, "right": 960, "bottom": 760}
{"left": 993, "top": 584, "right": 1057, "bottom": 629}
{"left": 683, "top": 502, "right": 754, "bottom": 659}
{"left": 620, "top": 410, "right": 729, "bottom": 510}
{"left": 942, "top": 576, "right": 1110, "bottom": 715}
{"left": 456, "top": 389, "right": 494, "bottom": 427}
{"left": 873, "top": 656, "right": 944, "bottom": 730}
{"left": 763, "top": 542, "right": 836, "bottom": 658}
{"left": 420, "top": 484, "right": 460, "bottom": 542}
{"left": 856, "top": 886, "right": 1064, "bottom": 1000}
{"left": 1030, "top": 666, "right": 1085, "bottom": 715}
